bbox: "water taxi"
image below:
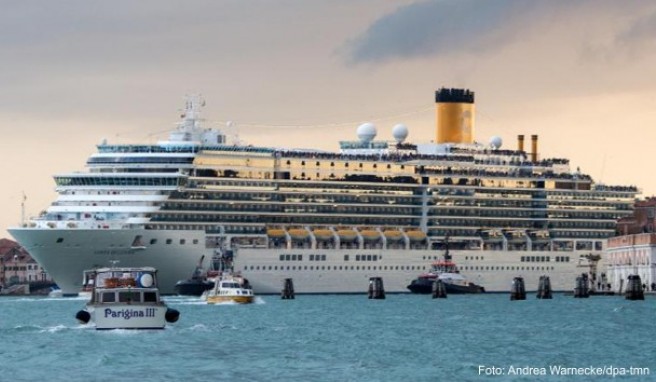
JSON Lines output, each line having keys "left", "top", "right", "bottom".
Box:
{"left": 205, "top": 274, "right": 255, "bottom": 304}
{"left": 75, "top": 266, "right": 180, "bottom": 329}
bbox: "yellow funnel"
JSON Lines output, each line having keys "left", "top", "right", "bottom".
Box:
{"left": 435, "top": 88, "right": 475, "bottom": 144}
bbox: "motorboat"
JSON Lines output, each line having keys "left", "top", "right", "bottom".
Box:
{"left": 75, "top": 266, "right": 180, "bottom": 329}
{"left": 407, "top": 242, "right": 485, "bottom": 294}
{"left": 48, "top": 286, "right": 63, "bottom": 298}
{"left": 174, "top": 255, "right": 214, "bottom": 296}
{"left": 204, "top": 274, "right": 254, "bottom": 304}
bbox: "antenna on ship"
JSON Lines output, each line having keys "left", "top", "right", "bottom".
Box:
{"left": 20, "top": 191, "right": 26, "bottom": 226}
{"left": 179, "top": 94, "right": 205, "bottom": 132}
{"left": 225, "top": 120, "right": 241, "bottom": 145}
{"left": 443, "top": 236, "right": 451, "bottom": 262}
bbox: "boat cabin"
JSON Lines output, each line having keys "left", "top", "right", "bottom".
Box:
{"left": 89, "top": 267, "right": 160, "bottom": 304}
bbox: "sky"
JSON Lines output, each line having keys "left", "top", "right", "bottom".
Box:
{"left": 1, "top": 0, "right": 656, "bottom": 237}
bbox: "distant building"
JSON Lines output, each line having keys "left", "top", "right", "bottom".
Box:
{"left": 616, "top": 197, "right": 656, "bottom": 235}
{"left": 0, "top": 238, "right": 51, "bottom": 288}
{"left": 606, "top": 234, "right": 655, "bottom": 292}
{"left": 605, "top": 198, "right": 656, "bottom": 292}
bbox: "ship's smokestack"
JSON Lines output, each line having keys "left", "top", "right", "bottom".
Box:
{"left": 531, "top": 134, "right": 538, "bottom": 163}
{"left": 517, "top": 135, "right": 525, "bottom": 152}
{"left": 435, "top": 88, "right": 475, "bottom": 144}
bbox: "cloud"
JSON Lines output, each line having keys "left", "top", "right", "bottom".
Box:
{"left": 615, "top": 8, "right": 656, "bottom": 53}
{"left": 344, "top": 0, "right": 656, "bottom": 65}
{"left": 344, "top": 0, "right": 536, "bottom": 63}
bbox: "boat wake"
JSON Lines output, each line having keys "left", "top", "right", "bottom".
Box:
{"left": 9, "top": 324, "right": 88, "bottom": 333}
{"left": 184, "top": 324, "right": 210, "bottom": 332}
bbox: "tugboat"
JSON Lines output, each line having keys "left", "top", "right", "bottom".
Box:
{"left": 407, "top": 240, "right": 485, "bottom": 294}
{"left": 174, "top": 255, "right": 215, "bottom": 296}
{"left": 205, "top": 273, "right": 255, "bottom": 304}
{"left": 75, "top": 265, "right": 180, "bottom": 329}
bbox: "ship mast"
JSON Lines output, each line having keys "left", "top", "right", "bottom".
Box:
{"left": 20, "top": 192, "right": 26, "bottom": 226}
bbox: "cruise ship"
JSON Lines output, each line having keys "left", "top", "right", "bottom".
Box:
{"left": 9, "top": 89, "right": 638, "bottom": 295}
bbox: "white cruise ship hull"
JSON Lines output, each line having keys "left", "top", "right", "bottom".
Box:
{"left": 235, "top": 248, "right": 593, "bottom": 294}
{"left": 8, "top": 228, "right": 208, "bottom": 295}
{"left": 9, "top": 225, "right": 596, "bottom": 295}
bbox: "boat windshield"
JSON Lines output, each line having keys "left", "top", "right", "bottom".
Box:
{"left": 95, "top": 270, "right": 156, "bottom": 288}
{"left": 222, "top": 282, "right": 241, "bottom": 289}
{"left": 431, "top": 262, "right": 457, "bottom": 273}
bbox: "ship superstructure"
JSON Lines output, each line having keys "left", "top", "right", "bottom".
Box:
{"left": 10, "top": 89, "right": 638, "bottom": 294}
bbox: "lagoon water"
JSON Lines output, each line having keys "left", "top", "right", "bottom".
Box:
{"left": 0, "top": 294, "right": 654, "bottom": 381}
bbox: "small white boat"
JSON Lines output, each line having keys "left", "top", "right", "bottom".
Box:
{"left": 48, "top": 287, "right": 63, "bottom": 298}
{"left": 205, "top": 274, "right": 255, "bottom": 304}
{"left": 75, "top": 266, "right": 180, "bottom": 330}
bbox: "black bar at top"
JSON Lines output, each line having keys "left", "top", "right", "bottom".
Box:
{"left": 435, "top": 88, "right": 475, "bottom": 104}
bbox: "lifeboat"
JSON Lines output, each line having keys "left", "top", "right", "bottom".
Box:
{"left": 530, "top": 230, "right": 550, "bottom": 240}
{"left": 266, "top": 229, "right": 287, "bottom": 238}
{"left": 482, "top": 229, "right": 504, "bottom": 241}
{"left": 383, "top": 230, "right": 403, "bottom": 241}
{"left": 288, "top": 228, "right": 309, "bottom": 240}
{"left": 336, "top": 229, "right": 357, "bottom": 241}
{"left": 313, "top": 229, "right": 333, "bottom": 241}
{"left": 406, "top": 230, "right": 427, "bottom": 242}
{"left": 361, "top": 230, "right": 380, "bottom": 241}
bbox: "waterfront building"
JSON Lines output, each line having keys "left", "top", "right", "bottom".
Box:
{"left": 0, "top": 239, "right": 51, "bottom": 291}
{"left": 606, "top": 233, "right": 656, "bottom": 292}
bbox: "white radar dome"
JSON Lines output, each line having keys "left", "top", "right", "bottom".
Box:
{"left": 392, "top": 124, "right": 409, "bottom": 143}
{"left": 489, "top": 136, "right": 503, "bottom": 149}
{"left": 357, "top": 123, "right": 377, "bottom": 143}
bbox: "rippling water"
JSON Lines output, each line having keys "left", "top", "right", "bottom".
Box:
{"left": 0, "top": 294, "right": 654, "bottom": 381}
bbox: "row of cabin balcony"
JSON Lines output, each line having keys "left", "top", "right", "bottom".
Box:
{"left": 160, "top": 201, "right": 420, "bottom": 212}
{"left": 196, "top": 156, "right": 412, "bottom": 172}
{"left": 188, "top": 175, "right": 423, "bottom": 191}
{"left": 269, "top": 147, "right": 569, "bottom": 170}
{"left": 188, "top": 183, "right": 420, "bottom": 196}
{"left": 430, "top": 205, "right": 622, "bottom": 217}
{"left": 190, "top": 166, "right": 600, "bottom": 192}
{"left": 428, "top": 223, "right": 613, "bottom": 235}
{"left": 98, "top": 144, "right": 203, "bottom": 154}
{"left": 150, "top": 212, "right": 611, "bottom": 229}
{"left": 283, "top": 159, "right": 408, "bottom": 172}
{"left": 432, "top": 200, "right": 629, "bottom": 211}
{"left": 431, "top": 208, "right": 626, "bottom": 220}
{"left": 168, "top": 193, "right": 420, "bottom": 206}
{"left": 194, "top": 168, "right": 423, "bottom": 184}
{"left": 427, "top": 232, "right": 604, "bottom": 252}
{"left": 150, "top": 214, "right": 420, "bottom": 226}
{"left": 420, "top": 166, "right": 591, "bottom": 182}
{"left": 145, "top": 222, "right": 265, "bottom": 235}
{"left": 431, "top": 218, "right": 615, "bottom": 230}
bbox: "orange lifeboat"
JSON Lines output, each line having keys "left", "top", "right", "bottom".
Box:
{"left": 383, "top": 230, "right": 403, "bottom": 241}
{"left": 313, "top": 229, "right": 333, "bottom": 241}
{"left": 406, "top": 230, "right": 427, "bottom": 242}
{"left": 288, "top": 228, "right": 309, "bottom": 240}
{"left": 266, "top": 229, "right": 287, "bottom": 238}
{"left": 337, "top": 229, "right": 357, "bottom": 241}
{"left": 361, "top": 230, "right": 380, "bottom": 241}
